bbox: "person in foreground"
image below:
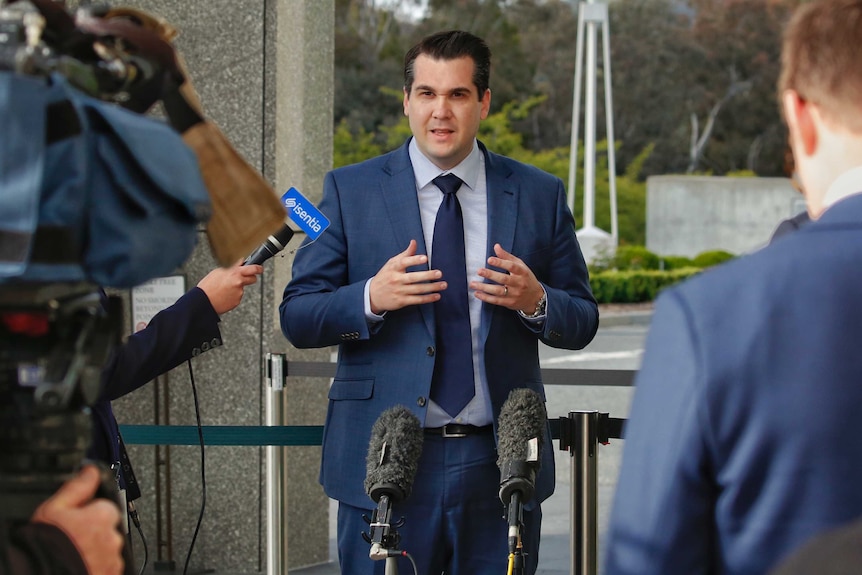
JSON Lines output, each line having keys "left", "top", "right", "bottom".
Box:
{"left": 4, "top": 465, "right": 124, "bottom": 575}
{"left": 603, "top": 1, "right": 862, "bottom": 573}
{"left": 281, "top": 30, "right": 597, "bottom": 574}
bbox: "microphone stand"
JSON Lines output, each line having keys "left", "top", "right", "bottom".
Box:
{"left": 364, "top": 493, "right": 406, "bottom": 575}
{"left": 506, "top": 491, "right": 525, "bottom": 575}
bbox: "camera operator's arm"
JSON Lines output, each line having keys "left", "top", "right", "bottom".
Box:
{"left": 100, "top": 261, "right": 263, "bottom": 401}
{"left": 3, "top": 466, "right": 124, "bottom": 575}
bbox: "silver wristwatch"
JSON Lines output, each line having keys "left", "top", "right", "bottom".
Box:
{"left": 518, "top": 291, "right": 547, "bottom": 319}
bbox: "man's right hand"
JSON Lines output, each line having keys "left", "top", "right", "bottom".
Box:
{"left": 369, "top": 240, "right": 446, "bottom": 314}
{"left": 31, "top": 465, "right": 124, "bottom": 575}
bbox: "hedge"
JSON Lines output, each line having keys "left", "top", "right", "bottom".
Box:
{"left": 589, "top": 267, "right": 703, "bottom": 303}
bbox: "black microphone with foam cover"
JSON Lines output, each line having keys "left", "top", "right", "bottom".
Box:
{"left": 242, "top": 223, "right": 294, "bottom": 266}
{"left": 364, "top": 405, "right": 423, "bottom": 561}
{"left": 496, "top": 387, "right": 547, "bottom": 555}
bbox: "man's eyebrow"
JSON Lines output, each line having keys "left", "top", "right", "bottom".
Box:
{"left": 412, "top": 84, "right": 475, "bottom": 95}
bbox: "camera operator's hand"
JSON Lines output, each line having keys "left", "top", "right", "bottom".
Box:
{"left": 31, "top": 466, "right": 124, "bottom": 575}
{"left": 197, "top": 260, "right": 263, "bottom": 315}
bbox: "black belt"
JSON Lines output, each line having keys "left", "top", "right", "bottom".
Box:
{"left": 424, "top": 424, "right": 492, "bottom": 438}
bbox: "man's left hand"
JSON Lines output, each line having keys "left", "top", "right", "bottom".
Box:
{"left": 471, "top": 244, "right": 544, "bottom": 315}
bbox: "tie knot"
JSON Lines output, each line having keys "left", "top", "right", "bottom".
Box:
{"left": 433, "top": 174, "right": 463, "bottom": 196}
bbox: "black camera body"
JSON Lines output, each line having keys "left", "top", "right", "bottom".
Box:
{"left": 0, "top": 0, "right": 207, "bottom": 539}
{"left": 0, "top": 283, "right": 122, "bottom": 523}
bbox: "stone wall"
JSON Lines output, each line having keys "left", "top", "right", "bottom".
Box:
{"left": 646, "top": 175, "right": 805, "bottom": 258}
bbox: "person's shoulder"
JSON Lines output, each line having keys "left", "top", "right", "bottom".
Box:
{"left": 330, "top": 141, "right": 409, "bottom": 177}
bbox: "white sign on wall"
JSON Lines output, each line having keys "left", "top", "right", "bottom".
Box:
{"left": 131, "top": 275, "right": 186, "bottom": 334}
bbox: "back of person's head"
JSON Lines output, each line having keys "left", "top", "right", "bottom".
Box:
{"left": 403, "top": 30, "right": 491, "bottom": 99}
{"left": 779, "top": 0, "right": 862, "bottom": 132}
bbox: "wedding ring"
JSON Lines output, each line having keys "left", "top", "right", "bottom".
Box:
{"left": 503, "top": 285, "right": 509, "bottom": 296}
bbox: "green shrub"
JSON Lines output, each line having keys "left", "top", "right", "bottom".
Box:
{"left": 590, "top": 268, "right": 702, "bottom": 303}
{"left": 611, "top": 245, "right": 661, "bottom": 270}
{"left": 692, "top": 250, "right": 735, "bottom": 268}
{"left": 660, "top": 255, "right": 695, "bottom": 270}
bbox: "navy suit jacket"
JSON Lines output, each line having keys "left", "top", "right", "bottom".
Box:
{"left": 89, "top": 287, "right": 221, "bottom": 489}
{"left": 280, "top": 139, "right": 598, "bottom": 509}
{"left": 605, "top": 192, "right": 862, "bottom": 575}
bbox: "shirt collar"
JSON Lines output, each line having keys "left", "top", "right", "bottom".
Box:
{"left": 822, "top": 165, "right": 862, "bottom": 210}
{"left": 408, "top": 138, "right": 481, "bottom": 191}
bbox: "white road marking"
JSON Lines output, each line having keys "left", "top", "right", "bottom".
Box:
{"left": 542, "top": 349, "right": 644, "bottom": 364}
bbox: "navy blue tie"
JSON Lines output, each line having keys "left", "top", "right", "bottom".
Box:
{"left": 429, "top": 174, "right": 475, "bottom": 417}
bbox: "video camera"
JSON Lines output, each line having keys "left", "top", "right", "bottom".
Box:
{"left": 0, "top": 0, "right": 211, "bottom": 538}
{"left": 0, "top": 0, "right": 284, "bottom": 542}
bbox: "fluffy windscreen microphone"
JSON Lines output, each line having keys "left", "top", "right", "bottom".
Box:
{"left": 496, "top": 387, "right": 547, "bottom": 506}
{"left": 497, "top": 387, "right": 547, "bottom": 556}
{"left": 363, "top": 406, "right": 423, "bottom": 560}
{"left": 364, "top": 405, "right": 424, "bottom": 503}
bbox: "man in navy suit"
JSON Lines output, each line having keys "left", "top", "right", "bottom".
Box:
{"left": 281, "top": 30, "right": 597, "bottom": 575}
{"left": 604, "top": 1, "right": 862, "bottom": 573}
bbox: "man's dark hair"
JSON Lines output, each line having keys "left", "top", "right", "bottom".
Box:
{"left": 403, "top": 30, "right": 491, "bottom": 100}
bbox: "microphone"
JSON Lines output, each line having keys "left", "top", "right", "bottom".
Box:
{"left": 496, "top": 388, "right": 547, "bottom": 556}
{"left": 364, "top": 405, "right": 423, "bottom": 562}
{"left": 242, "top": 223, "right": 294, "bottom": 266}
{"left": 242, "top": 187, "right": 331, "bottom": 266}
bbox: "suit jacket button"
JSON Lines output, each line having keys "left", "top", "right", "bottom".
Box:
{"left": 192, "top": 347, "right": 201, "bottom": 357}
{"left": 417, "top": 396, "right": 427, "bottom": 407}
{"left": 426, "top": 346, "right": 435, "bottom": 356}
{"left": 201, "top": 342, "right": 210, "bottom": 352}
{"left": 211, "top": 338, "right": 221, "bottom": 347}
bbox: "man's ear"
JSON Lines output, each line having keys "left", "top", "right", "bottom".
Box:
{"left": 783, "top": 90, "right": 818, "bottom": 157}
{"left": 480, "top": 88, "right": 491, "bottom": 120}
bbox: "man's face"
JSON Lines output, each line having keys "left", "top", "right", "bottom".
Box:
{"left": 403, "top": 54, "right": 491, "bottom": 171}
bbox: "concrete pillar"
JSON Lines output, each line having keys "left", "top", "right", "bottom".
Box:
{"left": 109, "top": 0, "right": 334, "bottom": 571}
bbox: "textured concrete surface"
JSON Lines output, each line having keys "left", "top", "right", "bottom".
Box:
{"left": 647, "top": 175, "right": 804, "bottom": 258}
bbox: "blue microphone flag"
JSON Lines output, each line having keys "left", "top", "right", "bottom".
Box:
{"left": 282, "top": 187, "right": 330, "bottom": 241}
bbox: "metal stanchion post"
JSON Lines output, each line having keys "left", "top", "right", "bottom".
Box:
{"left": 570, "top": 411, "right": 599, "bottom": 575}
{"left": 266, "top": 353, "right": 288, "bottom": 575}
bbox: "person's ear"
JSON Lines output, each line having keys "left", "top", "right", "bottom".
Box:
{"left": 480, "top": 88, "right": 491, "bottom": 120}
{"left": 403, "top": 88, "right": 410, "bottom": 117}
{"left": 783, "top": 90, "right": 817, "bottom": 157}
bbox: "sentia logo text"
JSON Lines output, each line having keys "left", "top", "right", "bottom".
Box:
{"left": 281, "top": 188, "right": 330, "bottom": 240}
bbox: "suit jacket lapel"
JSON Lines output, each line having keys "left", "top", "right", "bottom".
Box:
{"left": 481, "top": 143, "right": 517, "bottom": 342}
{"left": 381, "top": 141, "right": 427, "bottom": 255}
{"left": 381, "top": 139, "right": 435, "bottom": 337}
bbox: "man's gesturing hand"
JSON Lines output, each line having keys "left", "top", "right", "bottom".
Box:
{"left": 369, "top": 240, "right": 446, "bottom": 314}
{"left": 471, "top": 243, "right": 545, "bottom": 315}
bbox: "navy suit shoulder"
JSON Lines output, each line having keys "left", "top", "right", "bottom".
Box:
{"left": 605, "top": 193, "right": 862, "bottom": 574}
{"left": 769, "top": 210, "right": 810, "bottom": 243}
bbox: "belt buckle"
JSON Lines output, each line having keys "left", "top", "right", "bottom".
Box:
{"left": 441, "top": 424, "right": 466, "bottom": 438}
